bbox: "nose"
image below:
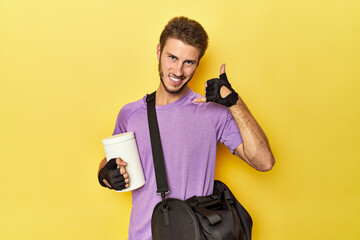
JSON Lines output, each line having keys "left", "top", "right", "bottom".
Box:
{"left": 173, "top": 62, "right": 184, "bottom": 77}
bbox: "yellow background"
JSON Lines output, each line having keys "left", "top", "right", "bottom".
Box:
{"left": 1, "top": 0, "right": 359, "bottom": 239}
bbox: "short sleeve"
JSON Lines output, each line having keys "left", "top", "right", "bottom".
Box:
{"left": 219, "top": 110, "right": 243, "bottom": 154}
{"left": 204, "top": 101, "right": 243, "bottom": 154}
{"left": 112, "top": 108, "right": 127, "bottom": 135}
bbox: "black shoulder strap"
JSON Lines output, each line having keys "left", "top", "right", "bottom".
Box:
{"left": 146, "top": 92, "right": 169, "bottom": 196}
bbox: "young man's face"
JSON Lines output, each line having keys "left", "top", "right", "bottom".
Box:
{"left": 157, "top": 38, "right": 201, "bottom": 95}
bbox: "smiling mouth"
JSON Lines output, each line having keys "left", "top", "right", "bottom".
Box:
{"left": 170, "top": 76, "right": 181, "bottom": 82}
{"left": 169, "top": 75, "right": 185, "bottom": 85}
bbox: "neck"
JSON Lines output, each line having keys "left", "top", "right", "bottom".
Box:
{"left": 155, "top": 84, "right": 189, "bottom": 105}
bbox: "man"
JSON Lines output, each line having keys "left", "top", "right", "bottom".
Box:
{"left": 98, "top": 16, "right": 275, "bottom": 240}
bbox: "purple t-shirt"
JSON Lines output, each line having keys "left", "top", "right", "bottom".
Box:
{"left": 113, "top": 89, "right": 242, "bottom": 240}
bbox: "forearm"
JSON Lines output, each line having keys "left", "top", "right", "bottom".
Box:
{"left": 230, "top": 97, "right": 275, "bottom": 171}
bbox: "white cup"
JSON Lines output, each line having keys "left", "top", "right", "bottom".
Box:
{"left": 102, "top": 132, "right": 145, "bottom": 192}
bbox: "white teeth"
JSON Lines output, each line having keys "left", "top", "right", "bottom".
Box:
{"left": 170, "top": 76, "right": 181, "bottom": 82}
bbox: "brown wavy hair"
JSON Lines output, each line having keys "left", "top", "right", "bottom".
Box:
{"left": 159, "top": 16, "right": 209, "bottom": 60}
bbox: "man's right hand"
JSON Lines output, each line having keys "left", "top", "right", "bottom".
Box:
{"left": 98, "top": 157, "right": 130, "bottom": 190}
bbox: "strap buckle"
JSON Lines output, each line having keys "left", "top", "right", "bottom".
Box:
{"left": 157, "top": 191, "right": 170, "bottom": 197}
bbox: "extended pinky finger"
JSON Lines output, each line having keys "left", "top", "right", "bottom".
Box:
{"left": 193, "top": 97, "right": 206, "bottom": 103}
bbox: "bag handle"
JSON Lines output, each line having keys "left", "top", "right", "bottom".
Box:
{"left": 146, "top": 92, "right": 170, "bottom": 197}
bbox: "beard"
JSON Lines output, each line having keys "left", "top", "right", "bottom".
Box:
{"left": 158, "top": 60, "right": 194, "bottom": 95}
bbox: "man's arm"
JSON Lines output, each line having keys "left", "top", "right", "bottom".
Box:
{"left": 229, "top": 97, "right": 275, "bottom": 171}
{"left": 193, "top": 64, "right": 275, "bottom": 171}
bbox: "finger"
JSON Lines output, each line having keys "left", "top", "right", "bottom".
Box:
{"left": 120, "top": 165, "right": 127, "bottom": 174}
{"left": 116, "top": 157, "right": 127, "bottom": 166}
{"left": 112, "top": 180, "right": 126, "bottom": 190}
{"left": 123, "top": 173, "right": 130, "bottom": 184}
{"left": 220, "top": 64, "right": 226, "bottom": 74}
{"left": 193, "top": 97, "right": 206, "bottom": 103}
{"left": 203, "top": 83, "right": 208, "bottom": 95}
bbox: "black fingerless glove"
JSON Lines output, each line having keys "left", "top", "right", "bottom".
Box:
{"left": 98, "top": 158, "right": 126, "bottom": 190}
{"left": 205, "top": 73, "right": 239, "bottom": 107}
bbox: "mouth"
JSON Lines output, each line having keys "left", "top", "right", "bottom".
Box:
{"left": 169, "top": 75, "right": 185, "bottom": 85}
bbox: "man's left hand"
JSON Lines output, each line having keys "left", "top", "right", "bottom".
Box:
{"left": 193, "top": 64, "right": 239, "bottom": 107}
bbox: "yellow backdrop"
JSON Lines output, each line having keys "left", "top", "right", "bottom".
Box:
{"left": 1, "top": 0, "right": 359, "bottom": 239}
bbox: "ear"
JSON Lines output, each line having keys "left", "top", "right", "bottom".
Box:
{"left": 156, "top": 43, "right": 161, "bottom": 61}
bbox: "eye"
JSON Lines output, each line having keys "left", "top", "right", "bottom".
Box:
{"left": 185, "top": 60, "right": 194, "bottom": 65}
{"left": 169, "top": 55, "right": 176, "bottom": 61}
